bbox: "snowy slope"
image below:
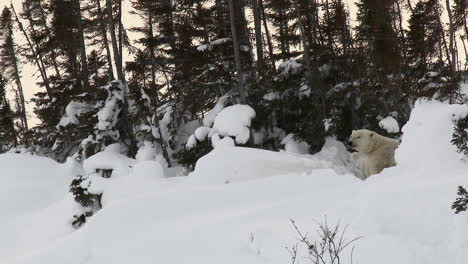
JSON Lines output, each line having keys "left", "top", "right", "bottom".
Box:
{"left": 1, "top": 100, "right": 468, "bottom": 264}
{"left": 0, "top": 154, "right": 75, "bottom": 261}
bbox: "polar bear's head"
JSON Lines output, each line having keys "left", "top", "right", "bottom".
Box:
{"left": 349, "top": 129, "right": 376, "bottom": 154}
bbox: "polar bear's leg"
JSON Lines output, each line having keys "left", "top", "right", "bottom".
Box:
{"left": 350, "top": 152, "right": 368, "bottom": 179}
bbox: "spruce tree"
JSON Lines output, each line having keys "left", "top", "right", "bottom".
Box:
{"left": 407, "top": 0, "right": 443, "bottom": 75}
{"left": 0, "top": 7, "right": 28, "bottom": 136}
{"left": 0, "top": 74, "right": 17, "bottom": 151}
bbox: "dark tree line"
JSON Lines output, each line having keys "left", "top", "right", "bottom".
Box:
{"left": 0, "top": 0, "right": 466, "bottom": 161}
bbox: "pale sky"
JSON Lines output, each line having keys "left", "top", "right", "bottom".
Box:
{"left": 7, "top": 0, "right": 467, "bottom": 127}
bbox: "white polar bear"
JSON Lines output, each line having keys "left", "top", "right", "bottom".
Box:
{"left": 349, "top": 129, "right": 399, "bottom": 178}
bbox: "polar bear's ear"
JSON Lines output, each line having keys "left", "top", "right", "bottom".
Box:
{"left": 369, "top": 132, "right": 375, "bottom": 138}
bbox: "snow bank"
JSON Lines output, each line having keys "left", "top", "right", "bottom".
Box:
{"left": 189, "top": 140, "right": 354, "bottom": 185}
{"left": 280, "top": 133, "right": 310, "bottom": 154}
{"left": 0, "top": 154, "right": 74, "bottom": 261}
{"left": 83, "top": 144, "right": 134, "bottom": 177}
{"left": 3, "top": 101, "right": 468, "bottom": 264}
{"left": 99, "top": 160, "right": 166, "bottom": 206}
{"left": 395, "top": 100, "right": 468, "bottom": 172}
{"left": 212, "top": 104, "right": 256, "bottom": 144}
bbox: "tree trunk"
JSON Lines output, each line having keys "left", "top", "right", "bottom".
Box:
{"left": 37, "top": 2, "right": 61, "bottom": 79}
{"left": 118, "top": 0, "right": 124, "bottom": 79}
{"left": 106, "top": 0, "right": 124, "bottom": 81}
{"left": 228, "top": 0, "right": 246, "bottom": 103}
{"left": 445, "top": 0, "right": 457, "bottom": 72}
{"left": 252, "top": 0, "right": 264, "bottom": 75}
{"left": 10, "top": 4, "right": 52, "bottom": 99}
{"left": 292, "top": 0, "right": 325, "bottom": 114}
{"left": 259, "top": 0, "right": 275, "bottom": 71}
{"left": 9, "top": 45, "right": 28, "bottom": 132}
{"left": 162, "top": 0, "right": 177, "bottom": 66}
{"left": 437, "top": 15, "right": 452, "bottom": 68}
{"left": 324, "top": 0, "right": 334, "bottom": 52}
{"left": 96, "top": 0, "right": 114, "bottom": 80}
{"left": 214, "top": 0, "right": 228, "bottom": 38}
{"left": 74, "top": 0, "right": 90, "bottom": 90}
{"left": 460, "top": 34, "right": 468, "bottom": 70}
{"left": 395, "top": 0, "right": 407, "bottom": 66}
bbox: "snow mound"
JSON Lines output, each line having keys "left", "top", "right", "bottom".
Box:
{"left": 195, "top": 126, "right": 212, "bottom": 141}
{"left": 0, "top": 154, "right": 74, "bottom": 261}
{"left": 3, "top": 101, "right": 468, "bottom": 264}
{"left": 395, "top": 100, "right": 468, "bottom": 172}
{"left": 100, "top": 160, "right": 166, "bottom": 207}
{"left": 189, "top": 142, "right": 354, "bottom": 184}
{"left": 280, "top": 133, "right": 310, "bottom": 154}
{"left": 378, "top": 116, "right": 399, "bottom": 133}
{"left": 203, "top": 94, "right": 229, "bottom": 127}
{"left": 83, "top": 144, "right": 134, "bottom": 177}
{"left": 57, "top": 101, "right": 91, "bottom": 128}
{"left": 213, "top": 104, "right": 256, "bottom": 144}
{"left": 211, "top": 133, "right": 235, "bottom": 149}
{"left": 135, "top": 141, "right": 157, "bottom": 161}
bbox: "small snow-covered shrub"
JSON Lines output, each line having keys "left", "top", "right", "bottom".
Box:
{"left": 172, "top": 139, "right": 212, "bottom": 171}
{"left": 69, "top": 174, "right": 102, "bottom": 228}
{"left": 452, "top": 186, "right": 468, "bottom": 214}
{"left": 69, "top": 144, "right": 133, "bottom": 228}
{"left": 450, "top": 104, "right": 468, "bottom": 215}
{"left": 451, "top": 114, "right": 468, "bottom": 158}
{"left": 175, "top": 101, "right": 256, "bottom": 170}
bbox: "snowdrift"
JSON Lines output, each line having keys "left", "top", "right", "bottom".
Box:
{"left": 1, "top": 100, "right": 468, "bottom": 264}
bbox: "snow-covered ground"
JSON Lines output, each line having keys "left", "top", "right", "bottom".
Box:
{"left": 1, "top": 100, "right": 468, "bottom": 264}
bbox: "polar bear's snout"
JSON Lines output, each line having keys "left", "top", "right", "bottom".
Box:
{"left": 348, "top": 136, "right": 358, "bottom": 148}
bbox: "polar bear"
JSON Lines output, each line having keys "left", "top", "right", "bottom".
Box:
{"left": 349, "top": 129, "right": 399, "bottom": 178}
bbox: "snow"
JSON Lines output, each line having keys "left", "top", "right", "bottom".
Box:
{"left": 2, "top": 100, "right": 468, "bottom": 264}
{"left": 0, "top": 154, "right": 75, "bottom": 261}
{"left": 395, "top": 100, "right": 468, "bottom": 170}
{"left": 460, "top": 82, "right": 468, "bottom": 101}
{"left": 96, "top": 81, "right": 125, "bottom": 131}
{"left": 203, "top": 94, "right": 229, "bottom": 127}
{"left": 155, "top": 103, "right": 173, "bottom": 140}
{"left": 57, "top": 101, "right": 91, "bottom": 128}
{"left": 186, "top": 134, "right": 197, "bottom": 149}
{"left": 135, "top": 141, "right": 157, "bottom": 161}
{"left": 212, "top": 104, "right": 256, "bottom": 144}
{"left": 83, "top": 144, "right": 134, "bottom": 178}
{"left": 275, "top": 59, "right": 304, "bottom": 80}
{"left": 194, "top": 126, "right": 213, "bottom": 141}
{"left": 197, "top": 38, "right": 231, "bottom": 52}
{"left": 298, "top": 83, "right": 311, "bottom": 98}
{"left": 280, "top": 133, "right": 310, "bottom": 154}
{"left": 263, "top": 91, "right": 280, "bottom": 101}
{"left": 378, "top": 116, "right": 400, "bottom": 133}
{"left": 210, "top": 133, "right": 235, "bottom": 149}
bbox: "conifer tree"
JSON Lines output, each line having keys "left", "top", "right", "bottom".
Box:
{"left": 0, "top": 7, "right": 28, "bottom": 135}
{"left": 355, "top": 0, "right": 401, "bottom": 75}
{"left": 407, "top": 0, "right": 443, "bottom": 75}
{"left": 0, "top": 74, "right": 17, "bottom": 151}
{"left": 20, "top": 0, "right": 62, "bottom": 80}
